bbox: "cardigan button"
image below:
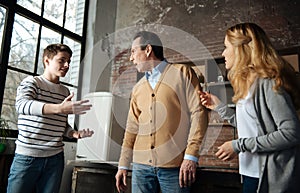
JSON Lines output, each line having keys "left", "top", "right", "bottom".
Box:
{"left": 151, "top": 145, "right": 154, "bottom": 149}
{"left": 151, "top": 93, "right": 155, "bottom": 97}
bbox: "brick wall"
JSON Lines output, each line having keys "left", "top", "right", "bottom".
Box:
{"left": 199, "top": 125, "right": 239, "bottom": 169}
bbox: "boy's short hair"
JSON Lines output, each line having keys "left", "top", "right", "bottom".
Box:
{"left": 42, "top": 44, "right": 73, "bottom": 67}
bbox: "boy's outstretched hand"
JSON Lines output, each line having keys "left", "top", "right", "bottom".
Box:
{"left": 60, "top": 92, "right": 92, "bottom": 114}
{"left": 72, "top": 128, "right": 94, "bottom": 139}
{"left": 43, "top": 92, "right": 92, "bottom": 115}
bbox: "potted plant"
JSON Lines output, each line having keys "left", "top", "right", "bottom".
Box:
{"left": 0, "top": 117, "right": 10, "bottom": 153}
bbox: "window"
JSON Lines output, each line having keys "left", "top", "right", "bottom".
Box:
{"left": 0, "top": 0, "right": 88, "bottom": 138}
{"left": 0, "top": 6, "right": 5, "bottom": 53}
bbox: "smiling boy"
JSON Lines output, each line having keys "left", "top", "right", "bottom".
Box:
{"left": 7, "top": 43, "right": 94, "bottom": 193}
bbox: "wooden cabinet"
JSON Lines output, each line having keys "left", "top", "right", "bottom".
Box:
{"left": 192, "top": 169, "right": 242, "bottom": 193}
{"left": 72, "top": 166, "right": 118, "bottom": 193}
{"left": 71, "top": 163, "right": 132, "bottom": 193}
{"left": 70, "top": 163, "right": 241, "bottom": 193}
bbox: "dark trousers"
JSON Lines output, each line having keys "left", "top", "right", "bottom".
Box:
{"left": 242, "top": 175, "right": 259, "bottom": 193}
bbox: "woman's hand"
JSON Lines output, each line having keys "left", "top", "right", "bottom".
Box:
{"left": 215, "top": 141, "right": 237, "bottom": 161}
{"left": 198, "top": 90, "right": 221, "bottom": 110}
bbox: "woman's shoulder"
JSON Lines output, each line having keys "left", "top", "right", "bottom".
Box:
{"left": 257, "top": 77, "right": 274, "bottom": 84}
{"left": 255, "top": 77, "right": 291, "bottom": 102}
{"left": 256, "top": 77, "right": 276, "bottom": 90}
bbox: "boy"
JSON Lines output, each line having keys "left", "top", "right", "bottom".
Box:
{"left": 7, "top": 43, "right": 94, "bottom": 193}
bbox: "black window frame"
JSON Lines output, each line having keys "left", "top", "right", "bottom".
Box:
{"left": 0, "top": 0, "right": 89, "bottom": 139}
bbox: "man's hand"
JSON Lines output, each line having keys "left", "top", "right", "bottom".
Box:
{"left": 115, "top": 169, "right": 128, "bottom": 193}
{"left": 179, "top": 159, "right": 197, "bottom": 188}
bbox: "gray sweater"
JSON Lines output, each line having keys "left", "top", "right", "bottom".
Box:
{"left": 215, "top": 78, "right": 300, "bottom": 193}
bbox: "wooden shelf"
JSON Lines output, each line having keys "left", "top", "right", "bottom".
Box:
{"left": 206, "top": 81, "right": 231, "bottom": 86}
{"left": 227, "top": 104, "right": 236, "bottom": 108}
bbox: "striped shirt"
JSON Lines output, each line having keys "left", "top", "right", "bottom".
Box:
{"left": 15, "top": 75, "right": 73, "bottom": 157}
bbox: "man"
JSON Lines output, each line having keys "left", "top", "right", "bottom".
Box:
{"left": 115, "top": 31, "right": 208, "bottom": 193}
{"left": 7, "top": 44, "right": 94, "bottom": 193}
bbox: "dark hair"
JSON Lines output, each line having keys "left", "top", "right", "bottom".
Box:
{"left": 133, "top": 31, "right": 164, "bottom": 60}
{"left": 43, "top": 43, "right": 73, "bottom": 60}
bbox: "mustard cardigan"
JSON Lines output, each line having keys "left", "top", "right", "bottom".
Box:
{"left": 118, "top": 63, "right": 208, "bottom": 168}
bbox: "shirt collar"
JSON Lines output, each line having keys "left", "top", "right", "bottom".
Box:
{"left": 145, "top": 59, "right": 168, "bottom": 78}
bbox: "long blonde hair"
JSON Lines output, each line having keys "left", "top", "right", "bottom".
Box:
{"left": 226, "top": 23, "right": 300, "bottom": 109}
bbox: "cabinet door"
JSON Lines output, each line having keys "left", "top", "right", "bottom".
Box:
{"left": 71, "top": 167, "right": 132, "bottom": 193}
{"left": 72, "top": 167, "right": 117, "bottom": 193}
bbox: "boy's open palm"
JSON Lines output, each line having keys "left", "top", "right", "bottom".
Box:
{"left": 60, "top": 93, "right": 92, "bottom": 114}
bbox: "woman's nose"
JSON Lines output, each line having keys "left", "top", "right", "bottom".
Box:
{"left": 221, "top": 50, "right": 225, "bottom": 57}
{"left": 129, "top": 54, "right": 133, "bottom": 61}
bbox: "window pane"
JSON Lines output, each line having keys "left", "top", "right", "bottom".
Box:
{"left": 17, "top": 0, "right": 42, "bottom": 16}
{"left": 37, "top": 27, "right": 62, "bottom": 74}
{"left": 44, "top": 0, "right": 64, "bottom": 27}
{"left": 62, "top": 37, "right": 81, "bottom": 86}
{"left": 0, "top": 6, "right": 6, "bottom": 58}
{"left": 9, "top": 14, "right": 39, "bottom": 73}
{"left": 1, "top": 70, "right": 28, "bottom": 130}
{"left": 65, "top": 0, "right": 85, "bottom": 35}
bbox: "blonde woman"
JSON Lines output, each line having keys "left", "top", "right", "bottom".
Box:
{"left": 199, "top": 23, "right": 300, "bottom": 193}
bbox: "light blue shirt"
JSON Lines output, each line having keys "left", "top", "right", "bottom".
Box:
{"left": 145, "top": 59, "right": 168, "bottom": 89}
